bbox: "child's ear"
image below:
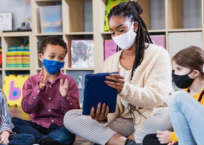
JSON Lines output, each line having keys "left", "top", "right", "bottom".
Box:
{"left": 192, "top": 70, "right": 200, "bottom": 78}
{"left": 38, "top": 54, "right": 43, "bottom": 62}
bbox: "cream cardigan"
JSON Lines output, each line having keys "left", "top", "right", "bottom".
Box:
{"left": 102, "top": 44, "right": 174, "bottom": 129}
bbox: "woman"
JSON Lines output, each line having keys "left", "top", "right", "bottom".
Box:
{"left": 64, "top": 2, "right": 173, "bottom": 145}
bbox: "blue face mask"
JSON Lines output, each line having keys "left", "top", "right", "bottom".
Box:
{"left": 42, "top": 59, "right": 65, "bottom": 75}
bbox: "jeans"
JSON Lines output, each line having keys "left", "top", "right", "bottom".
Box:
{"left": 169, "top": 91, "right": 204, "bottom": 145}
{"left": 0, "top": 134, "right": 35, "bottom": 145}
{"left": 12, "top": 117, "right": 75, "bottom": 145}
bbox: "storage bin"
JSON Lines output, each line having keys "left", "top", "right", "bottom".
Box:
{"left": 39, "top": 6, "right": 62, "bottom": 33}
{"left": 150, "top": 35, "right": 166, "bottom": 49}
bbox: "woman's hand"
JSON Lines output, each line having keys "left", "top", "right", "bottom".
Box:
{"left": 90, "top": 103, "right": 109, "bottom": 122}
{"left": 105, "top": 74, "right": 125, "bottom": 93}
{"left": 157, "top": 130, "right": 171, "bottom": 144}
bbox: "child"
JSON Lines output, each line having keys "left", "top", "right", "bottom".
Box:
{"left": 12, "top": 36, "right": 80, "bottom": 145}
{"left": 143, "top": 46, "right": 204, "bottom": 145}
{"left": 0, "top": 89, "right": 35, "bottom": 145}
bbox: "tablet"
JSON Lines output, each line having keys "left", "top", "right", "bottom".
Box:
{"left": 82, "top": 72, "right": 118, "bottom": 115}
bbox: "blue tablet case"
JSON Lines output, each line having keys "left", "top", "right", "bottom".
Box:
{"left": 82, "top": 72, "right": 118, "bottom": 115}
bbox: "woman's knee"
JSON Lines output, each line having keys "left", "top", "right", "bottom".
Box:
{"left": 63, "top": 109, "right": 82, "bottom": 129}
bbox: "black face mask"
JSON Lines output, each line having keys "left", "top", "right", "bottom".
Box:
{"left": 172, "top": 71, "right": 195, "bottom": 89}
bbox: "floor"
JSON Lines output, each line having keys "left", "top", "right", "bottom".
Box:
{"left": 9, "top": 107, "right": 92, "bottom": 145}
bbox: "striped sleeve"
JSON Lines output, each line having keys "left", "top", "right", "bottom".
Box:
{"left": 0, "top": 90, "right": 14, "bottom": 134}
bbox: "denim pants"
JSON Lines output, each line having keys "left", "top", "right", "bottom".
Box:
{"left": 12, "top": 117, "right": 75, "bottom": 145}
{"left": 0, "top": 134, "right": 35, "bottom": 145}
{"left": 169, "top": 91, "right": 204, "bottom": 145}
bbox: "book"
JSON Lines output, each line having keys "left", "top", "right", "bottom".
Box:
{"left": 71, "top": 40, "right": 94, "bottom": 68}
{"left": 104, "top": 0, "right": 129, "bottom": 31}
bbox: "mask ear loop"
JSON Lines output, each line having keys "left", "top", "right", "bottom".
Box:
{"left": 187, "top": 70, "right": 193, "bottom": 75}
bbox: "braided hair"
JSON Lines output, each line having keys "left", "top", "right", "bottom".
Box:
{"left": 108, "top": 1, "right": 153, "bottom": 80}
{"left": 108, "top": 1, "right": 153, "bottom": 122}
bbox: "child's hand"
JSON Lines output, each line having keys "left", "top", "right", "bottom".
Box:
{"left": 157, "top": 130, "right": 171, "bottom": 144}
{"left": 0, "top": 131, "right": 10, "bottom": 144}
{"left": 39, "top": 71, "right": 48, "bottom": 89}
{"left": 168, "top": 141, "right": 176, "bottom": 145}
{"left": 59, "top": 79, "right": 69, "bottom": 97}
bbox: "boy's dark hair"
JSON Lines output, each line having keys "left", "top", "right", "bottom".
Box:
{"left": 40, "top": 36, "right": 67, "bottom": 54}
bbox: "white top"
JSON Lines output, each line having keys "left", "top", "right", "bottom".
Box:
{"left": 118, "top": 62, "right": 132, "bottom": 118}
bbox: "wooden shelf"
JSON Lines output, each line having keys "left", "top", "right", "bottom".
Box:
{"left": 2, "top": 32, "right": 32, "bottom": 37}
{"left": 36, "top": 33, "right": 63, "bottom": 36}
{"left": 35, "top": 0, "right": 61, "bottom": 2}
{"left": 167, "top": 29, "right": 202, "bottom": 32}
{"left": 64, "top": 32, "right": 94, "bottom": 35}
{"left": 65, "top": 68, "right": 95, "bottom": 71}
{"left": 148, "top": 30, "right": 166, "bottom": 33}
{"left": 5, "top": 68, "right": 30, "bottom": 71}
{"left": 36, "top": 68, "right": 42, "bottom": 71}
{"left": 101, "top": 32, "right": 111, "bottom": 34}
{"left": 101, "top": 30, "right": 166, "bottom": 34}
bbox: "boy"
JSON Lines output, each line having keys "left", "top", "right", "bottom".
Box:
{"left": 12, "top": 36, "right": 80, "bottom": 145}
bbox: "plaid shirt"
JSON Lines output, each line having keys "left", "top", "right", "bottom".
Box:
{"left": 0, "top": 89, "right": 14, "bottom": 134}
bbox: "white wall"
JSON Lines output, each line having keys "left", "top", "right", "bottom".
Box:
{"left": 0, "top": 0, "right": 31, "bottom": 30}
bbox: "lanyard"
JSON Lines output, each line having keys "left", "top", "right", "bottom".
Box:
{"left": 187, "top": 89, "right": 204, "bottom": 102}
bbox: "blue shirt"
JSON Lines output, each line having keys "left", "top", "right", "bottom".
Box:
{"left": 0, "top": 89, "right": 14, "bottom": 133}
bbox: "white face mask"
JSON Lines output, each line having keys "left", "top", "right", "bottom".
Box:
{"left": 112, "top": 23, "right": 137, "bottom": 50}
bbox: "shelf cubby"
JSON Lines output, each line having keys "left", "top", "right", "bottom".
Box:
{"left": 168, "top": 31, "right": 203, "bottom": 58}
{"left": 100, "top": 0, "right": 166, "bottom": 33}
{"left": 34, "top": 0, "right": 62, "bottom": 34}
{"left": 64, "top": 34, "right": 94, "bottom": 68}
{"left": 66, "top": 70, "right": 94, "bottom": 104}
{"left": 63, "top": 0, "right": 93, "bottom": 33}
{"left": 167, "top": 0, "right": 202, "bottom": 29}
{"left": 2, "top": 36, "right": 30, "bottom": 70}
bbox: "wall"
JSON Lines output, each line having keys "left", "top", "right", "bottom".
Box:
{"left": 0, "top": 0, "right": 31, "bottom": 30}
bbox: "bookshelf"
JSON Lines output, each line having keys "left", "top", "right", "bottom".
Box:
{"left": 0, "top": 0, "right": 204, "bottom": 98}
